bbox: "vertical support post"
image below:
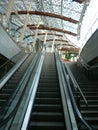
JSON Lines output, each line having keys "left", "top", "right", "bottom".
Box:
{"left": 19, "top": 1, "right": 32, "bottom": 47}
{"left": 6, "top": 0, "right": 14, "bottom": 25}
{"left": 43, "top": 31, "right": 48, "bottom": 51}
{"left": 32, "top": 24, "right": 39, "bottom": 49}
{"left": 51, "top": 36, "right": 56, "bottom": 52}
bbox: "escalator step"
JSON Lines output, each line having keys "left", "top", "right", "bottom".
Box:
{"left": 0, "top": 99, "right": 7, "bottom": 105}
{"left": 0, "top": 94, "right": 10, "bottom": 99}
{"left": 31, "top": 112, "right": 64, "bottom": 122}
{"left": 38, "top": 83, "right": 59, "bottom": 87}
{"left": 33, "top": 104, "right": 62, "bottom": 112}
{"left": 35, "top": 98, "right": 61, "bottom": 104}
{"left": 29, "top": 121, "right": 65, "bottom": 130}
{"left": 36, "top": 92, "right": 61, "bottom": 98}
{"left": 37, "top": 87, "right": 59, "bottom": 92}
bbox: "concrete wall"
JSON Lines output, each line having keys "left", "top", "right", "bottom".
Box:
{"left": 0, "top": 24, "right": 20, "bottom": 59}
{"left": 80, "top": 29, "right": 98, "bottom": 63}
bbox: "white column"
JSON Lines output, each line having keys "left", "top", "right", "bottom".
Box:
{"left": 43, "top": 31, "right": 48, "bottom": 51}
{"left": 32, "top": 24, "right": 39, "bottom": 48}
{"left": 6, "top": 0, "right": 14, "bottom": 25}
{"left": 51, "top": 36, "right": 56, "bottom": 52}
{"left": 19, "top": 1, "right": 32, "bottom": 46}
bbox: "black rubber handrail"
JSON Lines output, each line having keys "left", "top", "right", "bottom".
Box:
{"left": 61, "top": 62, "right": 93, "bottom": 130}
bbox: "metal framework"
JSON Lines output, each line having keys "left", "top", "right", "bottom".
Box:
{"left": 0, "top": 0, "right": 90, "bottom": 51}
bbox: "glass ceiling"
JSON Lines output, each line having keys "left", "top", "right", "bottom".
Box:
{"left": 0, "top": 0, "right": 90, "bottom": 52}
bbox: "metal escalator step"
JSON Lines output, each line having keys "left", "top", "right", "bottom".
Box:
{"left": 80, "top": 104, "right": 98, "bottom": 110}
{"left": 81, "top": 110, "right": 98, "bottom": 117}
{"left": 33, "top": 104, "right": 62, "bottom": 112}
{"left": 8, "top": 80, "right": 20, "bottom": 83}
{"left": 80, "top": 100, "right": 98, "bottom": 104}
{"left": 84, "top": 117, "right": 98, "bottom": 124}
{"left": 0, "top": 99, "right": 7, "bottom": 105}
{"left": 3, "top": 85, "right": 16, "bottom": 89}
{"left": 1, "top": 89, "right": 14, "bottom": 93}
{"left": 39, "top": 81, "right": 59, "bottom": 85}
{"left": 0, "top": 93, "right": 10, "bottom": 99}
{"left": 38, "top": 83, "right": 59, "bottom": 87}
{"left": 36, "top": 92, "right": 61, "bottom": 98}
{"left": 40, "top": 77, "right": 58, "bottom": 80}
{"left": 37, "top": 87, "right": 59, "bottom": 92}
{"left": 74, "top": 92, "right": 98, "bottom": 96}
{"left": 29, "top": 121, "right": 65, "bottom": 130}
{"left": 35, "top": 98, "right": 61, "bottom": 104}
{"left": 31, "top": 112, "right": 64, "bottom": 122}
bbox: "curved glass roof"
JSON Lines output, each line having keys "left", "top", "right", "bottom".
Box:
{"left": 0, "top": 0, "right": 90, "bottom": 52}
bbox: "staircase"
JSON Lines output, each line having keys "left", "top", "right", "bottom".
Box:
{"left": 27, "top": 53, "right": 66, "bottom": 130}
{"left": 67, "top": 62, "right": 98, "bottom": 130}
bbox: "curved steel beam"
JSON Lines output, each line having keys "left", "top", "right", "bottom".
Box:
{"left": 59, "top": 47, "right": 79, "bottom": 53}
{"left": 27, "top": 24, "right": 77, "bottom": 36}
{"left": 11, "top": 11, "right": 78, "bottom": 24}
{"left": 45, "top": 39, "right": 68, "bottom": 42}
{"left": 23, "top": 33, "right": 63, "bottom": 40}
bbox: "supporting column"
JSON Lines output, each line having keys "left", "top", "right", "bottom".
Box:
{"left": 51, "top": 36, "right": 56, "bottom": 52}
{"left": 32, "top": 24, "right": 40, "bottom": 49}
{"left": 6, "top": 0, "right": 14, "bottom": 25}
{"left": 43, "top": 30, "right": 48, "bottom": 51}
{"left": 19, "top": 1, "right": 32, "bottom": 47}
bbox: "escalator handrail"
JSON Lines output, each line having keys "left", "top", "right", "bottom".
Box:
{"left": 62, "top": 63, "right": 93, "bottom": 130}
{"left": 55, "top": 49, "right": 78, "bottom": 130}
{"left": 65, "top": 63, "right": 88, "bottom": 105}
{"left": 0, "top": 54, "right": 28, "bottom": 89}
{"left": 21, "top": 51, "right": 45, "bottom": 130}
{"left": 0, "top": 51, "right": 41, "bottom": 127}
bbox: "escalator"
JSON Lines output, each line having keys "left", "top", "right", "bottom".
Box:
{"left": 27, "top": 53, "right": 66, "bottom": 130}
{"left": 67, "top": 62, "right": 98, "bottom": 130}
{"left": 0, "top": 53, "right": 35, "bottom": 120}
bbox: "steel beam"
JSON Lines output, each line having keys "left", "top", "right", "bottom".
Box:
{"left": 11, "top": 11, "right": 78, "bottom": 24}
